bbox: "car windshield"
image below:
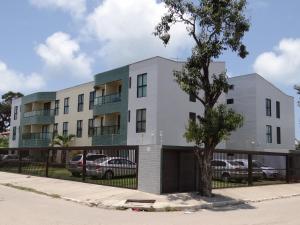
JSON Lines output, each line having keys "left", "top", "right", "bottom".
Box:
{"left": 228, "top": 161, "right": 241, "bottom": 166}
{"left": 71, "top": 155, "right": 82, "bottom": 161}
{"left": 94, "top": 157, "right": 108, "bottom": 163}
{"left": 86, "top": 155, "right": 106, "bottom": 161}
{"left": 253, "top": 161, "right": 266, "bottom": 167}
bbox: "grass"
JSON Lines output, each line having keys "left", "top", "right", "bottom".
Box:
{"left": 0, "top": 165, "right": 137, "bottom": 189}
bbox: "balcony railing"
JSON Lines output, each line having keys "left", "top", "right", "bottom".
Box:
{"left": 93, "top": 125, "right": 120, "bottom": 136}
{"left": 94, "top": 93, "right": 121, "bottom": 106}
{"left": 23, "top": 109, "right": 54, "bottom": 118}
{"left": 22, "top": 132, "right": 53, "bottom": 140}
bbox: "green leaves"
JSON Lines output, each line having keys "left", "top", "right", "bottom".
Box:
{"left": 184, "top": 105, "right": 243, "bottom": 147}
{"left": 52, "top": 134, "right": 75, "bottom": 147}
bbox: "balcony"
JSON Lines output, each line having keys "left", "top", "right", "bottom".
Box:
{"left": 92, "top": 125, "right": 125, "bottom": 145}
{"left": 94, "top": 93, "right": 121, "bottom": 106}
{"left": 21, "top": 132, "right": 53, "bottom": 147}
{"left": 22, "top": 109, "right": 55, "bottom": 125}
{"left": 93, "top": 93, "right": 122, "bottom": 116}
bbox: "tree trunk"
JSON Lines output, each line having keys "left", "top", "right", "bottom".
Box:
{"left": 195, "top": 147, "right": 213, "bottom": 197}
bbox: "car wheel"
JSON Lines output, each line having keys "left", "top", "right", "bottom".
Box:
{"left": 221, "top": 173, "right": 230, "bottom": 182}
{"left": 104, "top": 171, "right": 114, "bottom": 180}
{"left": 263, "top": 172, "right": 267, "bottom": 180}
{"left": 71, "top": 172, "right": 80, "bottom": 177}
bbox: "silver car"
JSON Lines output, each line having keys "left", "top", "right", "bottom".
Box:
{"left": 232, "top": 159, "right": 264, "bottom": 180}
{"left": 86, "top": 157, "right": 136, "bottom": 179}
{"left": 252, "top": 160, "right": 280, "bottom": 179}
{"left": 68, "top": 153, "right": 106, "bottom": 176}
{"left": 211, "top": 159, "right": 247, "bottom": 181}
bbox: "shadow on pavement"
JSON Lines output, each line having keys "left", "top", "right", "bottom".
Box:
{"left": 165, "top": 192, "right": 255, "bottom": 211}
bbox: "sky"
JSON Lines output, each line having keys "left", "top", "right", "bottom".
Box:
{"left": 0, "top": 0, "right": 299, "bottom": 138}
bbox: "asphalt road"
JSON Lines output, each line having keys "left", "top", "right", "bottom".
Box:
{"left": 0, "top": 185, "right": 299, "bottom": 225}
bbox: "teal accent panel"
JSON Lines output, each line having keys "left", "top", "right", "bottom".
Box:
{"left": 92, "top": 134, "right": 126, "bottom": 146}
{"left": 22, "top": 92, "right": 56, "bottom": 104}
{"left": 20, "top": 139, "right": 51, "bottom": 148}
{"left": 93, "top": 66, "right": 129, "bottom": 146}
{"left": 22, "top": 115, "right": 55, "bottom": 125}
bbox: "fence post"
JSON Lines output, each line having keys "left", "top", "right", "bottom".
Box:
{"left": 82, "top": 150, "right": 87, "bottom": 182}
{"left": 248, "top": 154, "right": 253, "bottom": 186}
{"left": 45, "top": 149, "right": 49, "bottom": 177}
{"left": 286, "top": 155, "right": 290, "bottom": 183}
{"left": 135, "top": 146, "right": 139, "bottom": 189}
{"left": 18, "top": 151, "right": 22, "bottom": 174}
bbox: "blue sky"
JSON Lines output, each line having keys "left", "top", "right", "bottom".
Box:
{"left": 0, "top": 0, "right": 299, "bottom": 138}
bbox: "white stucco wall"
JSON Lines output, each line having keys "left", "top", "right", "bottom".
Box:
{"left": 127, "top": 58, "right": 159, "bottom": 145}
{"left": 226, "top": 74, "right": 295, "bottom": 152}
{"left": 127, "top": 57, "right": 226, "bottom": 147}
{"left": 9, "top": 98, "right": 22, "bottom": 148}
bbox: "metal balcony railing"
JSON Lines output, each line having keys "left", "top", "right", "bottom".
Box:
{"left": 94, "top": 93, "right": 121, "bottom": 106}
{"left": 23, "top": 109, "right": 54, "bottom": 118}
{"left": 93, "top": 125, "right": 120, "bottom": 136}
{"left": 22, "top": 132, "right": 53, "bottom": 140}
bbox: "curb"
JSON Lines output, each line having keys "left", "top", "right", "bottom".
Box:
{"left": 3, "top": 182, "right": 300, "bottom": 212}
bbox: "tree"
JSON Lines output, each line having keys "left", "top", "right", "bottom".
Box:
{"left": 52, "top": 134, "right": 75, "bottom": 163}
{"left": 0, "top": 137, "right": 8, "bottom": 148}
{"left": 154, "top": 0, "right": 249, "bottom": 196}
{"left": 0, "top": 91, "right": 24, "bottom": 132}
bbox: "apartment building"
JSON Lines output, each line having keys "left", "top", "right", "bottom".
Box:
{"left": 226, "top": 73, "right": 295, "bottom": 152}
{"left": 9, "top": 57, "right": 295, "bottom": 152}
{"left": 9, "top": 57, "right": 225, "bottom": 148}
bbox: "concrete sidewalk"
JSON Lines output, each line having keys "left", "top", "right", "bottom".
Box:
{"left": 1, "top": 172, "right": 300, "bottom": 211}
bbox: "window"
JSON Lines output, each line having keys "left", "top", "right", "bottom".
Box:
{"left": 53, "top": 123, "right": 58, "bottom": 138}
{"left": 88, "top": 119, "right": 94, "bottom": 137}
{"left": 54, "top": 100, "right": 59, "bottom": 116}
{"left": 78, "top": 94, "right": 84, "bottom": 112}
{"left": 276, "top": 101, "right": 280, "bottom": 118}
{"left": 128, "top": 110, "right": 131, "bottom": 122}
{"left": 13, "top": 106, "right": 18, "bottom": 120}
{"left": 64, "top": 98, "right": 69, "bottom": 114}
{"left": 89, "top": 91, "right": 95, "bottom": 110}
{"left": 76, "top": 120, "right": 83, "bottom": 138}
{"left": 189, "top": 112, "right": 196, "bottom": 122}
{"left": 62, "top": 122, "right": 68, "bottom": 136}
{"left": 227, "top": 99, "right": 234, "bottom": 104}
{"left": 129, "top": 77, "right": 132, "bottom": 88}
{"left": 266, "top": 125, "right": 272, "bottom": 143}
{"left": 137, "top": 73, "right": 147, "bottom": 98}
{"left": 189, "top": 92, "right": 196, "bottom": 102}
{"left": 136, "top": 109, "right": 146, "bottom": 133}
{"left": 277, "top": 127, "right": 281, "bottom": 144}
{"left": 266, "top": 98, "right": 271, "bottom": 116}
{"left": 12, "top": 127, "right": 16, "bottom": 141}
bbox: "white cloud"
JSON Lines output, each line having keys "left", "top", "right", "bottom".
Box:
{"left": 29, "top": 0, "right": 86, "bottom": 18}
{"left": 83, "top": 0, "right": 192, "bottom": 68}
{"left": 36, "top": 32, "right": 93, "bottom": 81}
{"left": 253, "top": 38, "right": 300, "bottom": 85}
{"left": 0, "top": 61, "right": 45, "bottom": 94}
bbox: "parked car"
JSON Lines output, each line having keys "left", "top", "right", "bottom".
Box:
{"left": 211, "top": 159, "right": 247, "bottom": 182}
{"left": 0, "top": 154, "right": 19, "bottom": 167}
{"left": 232, "top": 159, "right": 264, "bottom": 180}
{"left": 68, "top": 153, "right": 107, "bottom": 176}
{"left": 252, "top": 160, "right": 280, "bottom": 179}
{"left": 86, "top": 157, "right": 136, "bottom": 179}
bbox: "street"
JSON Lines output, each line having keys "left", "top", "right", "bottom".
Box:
{"left": 0, "top": 185, "right": 299, "bottom": 225}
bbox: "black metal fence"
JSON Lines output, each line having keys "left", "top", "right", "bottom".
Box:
{"left": 0, "top": 146, "right": 139, "bottom": 189}
{"left": 162, "top": 146, "right": 300, "bottom": 193}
